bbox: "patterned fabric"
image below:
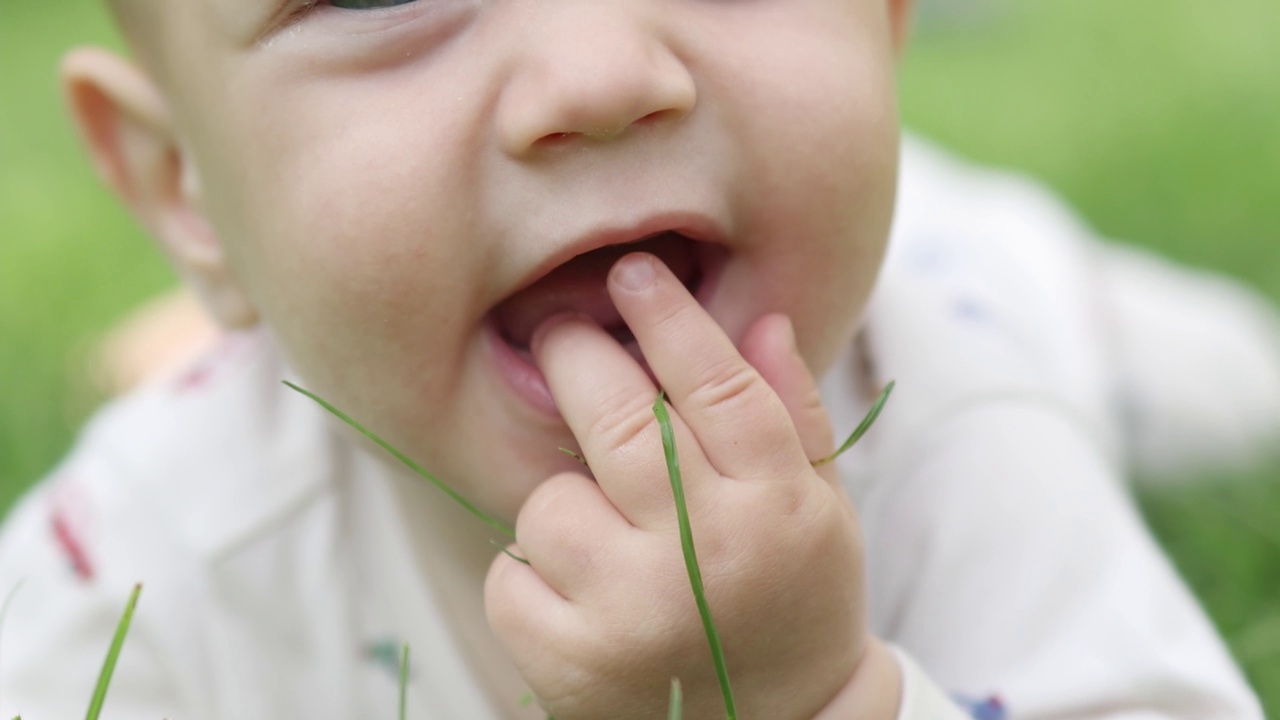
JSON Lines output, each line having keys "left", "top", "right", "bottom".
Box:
{"left": 953, "top": 694, "right": 1008, "bottom": 720}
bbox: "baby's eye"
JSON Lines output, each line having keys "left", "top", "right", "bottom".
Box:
{"left": 329, "top": 0, "right": 418, "bottom": 8}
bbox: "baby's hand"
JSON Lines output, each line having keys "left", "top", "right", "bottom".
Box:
{"left": 485, "top": 253, "right": 892, "bottom": 720}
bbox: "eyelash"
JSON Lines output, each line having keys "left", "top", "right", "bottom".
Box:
{"left": 330, "top": 0, "right": 420, "bottom": 7}
{"left": 277, "top": 0, "right": 320, "bottom": 27}
{"left": 265, "top": 0, "right": 445, "bottom": 44}
{"left": 289, "top": 0, "right": 418, "bottom": 17}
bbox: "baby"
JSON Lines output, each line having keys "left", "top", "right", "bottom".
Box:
{"left": 0, "top": 0, "right": 1275, "bottom": 718}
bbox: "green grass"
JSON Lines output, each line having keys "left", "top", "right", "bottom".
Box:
{"left": 1, "top": 0, "right": 1278, "bottom": 714}
{"left": 84, "top": 584, "right": 141, "bottom": 720}
{"left": 653, "top": 393, "right": 737, "bottom": 719}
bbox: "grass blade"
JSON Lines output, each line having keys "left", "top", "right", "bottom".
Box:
{"left": 812, "top": 380, "right": 895, "bottom": 467}
{"left": 398, "top": 644, "right": 410, "bottom": 720}
{"left": 284, "top": 381, "right": 515, "bottom": 539}
{"left": 490, "top": 539, "right": 531, "bottom": 566}
{"left": 557, "top": 447, "right": 589, "bottom": 468}
{"left": 668, "top": 678, "right": 683, "bottom": 720}
{"left": 653, "top": 393, "right": 737, "bottom": 720}
{"left": 85, "top": 584, "right": 141, "bottom": 720}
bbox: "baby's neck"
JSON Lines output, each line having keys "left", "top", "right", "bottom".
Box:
{"left": 382, "top": 464, "right": 544, "bottom": 719}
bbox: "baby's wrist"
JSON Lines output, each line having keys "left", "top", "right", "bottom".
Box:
{"left": 809, "top": 636, "right": 902, "bottom": 720}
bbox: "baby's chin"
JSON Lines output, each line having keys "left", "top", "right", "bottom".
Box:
{"left": 423, "top": 374, "right": 592, "bottom": 518}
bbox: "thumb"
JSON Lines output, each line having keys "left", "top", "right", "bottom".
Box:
{"left": 740, "top": 314, "right": 839, "bottom": 486}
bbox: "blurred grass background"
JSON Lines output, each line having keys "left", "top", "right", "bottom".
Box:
{"left": 1, "top": 0, "right": 1277, "bottom": 713}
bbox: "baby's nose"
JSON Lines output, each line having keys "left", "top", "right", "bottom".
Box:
{"left": 495, "top": 5, "right": 696, "bottom": 155}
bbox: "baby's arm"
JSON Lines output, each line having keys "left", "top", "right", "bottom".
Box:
{"left": 860, "top": 399, "right": 1263, "bottom": 719}
{"left": 850, "top": 139, "right": 1267, "bottom": 717}
{"left": 1096, "top": 243, "right": 1280, "bottom": 480}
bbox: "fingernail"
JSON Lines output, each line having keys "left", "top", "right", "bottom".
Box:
{"left": 612, "top": 253, "right": 657, "bottom": 292}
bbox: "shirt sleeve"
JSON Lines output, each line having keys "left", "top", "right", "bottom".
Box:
{"left": 892, "top": 646, "right": 982, "bottom": 720}
{"left": 842, "top": 137, "right": 1264, "bottom": 719}
{"left": 861, "top": 400, "right": 1263, "bottom": 719}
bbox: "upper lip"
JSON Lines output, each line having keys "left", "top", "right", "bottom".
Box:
{"left": 499, "top": 211, "right": 729, "bottom": 303}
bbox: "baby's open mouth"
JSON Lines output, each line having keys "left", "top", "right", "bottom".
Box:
{"left": 491, "top": 232, "right": 715, "bottom": 355}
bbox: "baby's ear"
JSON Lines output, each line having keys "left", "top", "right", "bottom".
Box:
{"left": 61, "top": 47, "right": 259, "bottom": 330}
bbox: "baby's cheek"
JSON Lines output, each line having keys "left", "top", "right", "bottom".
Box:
{"left": 246, "top": 179, "right": 469, "bottom": 367}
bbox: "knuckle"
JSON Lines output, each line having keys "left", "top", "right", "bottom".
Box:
{"left": 586, "top": 388, "right": 660, "bottom": 454}
{"left": 765, "top": 467, "right": 816, "bottom": 515}
{"left": 517, "top": 473, "right": 596, "bottom": 550}
{"left": 688, "top": 357, "right": 767, "bottom": 414}
{"left": 773, "top": 491, "right": 855, "bottom": 566}
{"left": 711, "top": 483, "right": 811, "bottom": 560}
{"left": 520, "top": 472, "right": 584, "bottom": 522}
{"left": 798, "top": 385, "right": 836, "bottom": 448}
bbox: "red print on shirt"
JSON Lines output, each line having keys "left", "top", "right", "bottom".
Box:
{"left": 48, "top": 480, "right": 97, "bottom": 582}
{"left": 175, "top": 332, "right": 252, "bottom": 394}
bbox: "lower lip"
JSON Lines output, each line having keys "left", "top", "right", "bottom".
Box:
{"left": 485, "top": 248, "right": 728, "bottom": 419}
{"left": 485, "top": 321, "right": 563, "bottom": 419}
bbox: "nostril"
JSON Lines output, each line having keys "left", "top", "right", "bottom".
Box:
{"left": 636, "top": 110, "right": 665, "bottom": 126}
{"left": 533, "top": 110, "right": 676, "bottom": 148}
{"left": 536, "top": 132, "right": 575, "bottom": 148}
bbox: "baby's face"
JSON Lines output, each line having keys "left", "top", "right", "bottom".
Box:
{"left": 158, "top": 0, "right": 904, "bottom": 519}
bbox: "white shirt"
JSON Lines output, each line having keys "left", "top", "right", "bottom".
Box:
{"left": 0, "top": 138, "right": 1270, "bottom": 720}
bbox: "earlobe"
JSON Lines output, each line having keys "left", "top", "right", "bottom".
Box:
{"left": 61, "top": 47, "right": 260, "bottom": 330}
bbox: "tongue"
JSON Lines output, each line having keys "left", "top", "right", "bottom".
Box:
{"left": 494, "top": 233, "right": 696, "bottom": 350}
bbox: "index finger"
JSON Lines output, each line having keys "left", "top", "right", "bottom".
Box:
{"left": 608, "top": 253, "right": 809, "bottom": 481}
